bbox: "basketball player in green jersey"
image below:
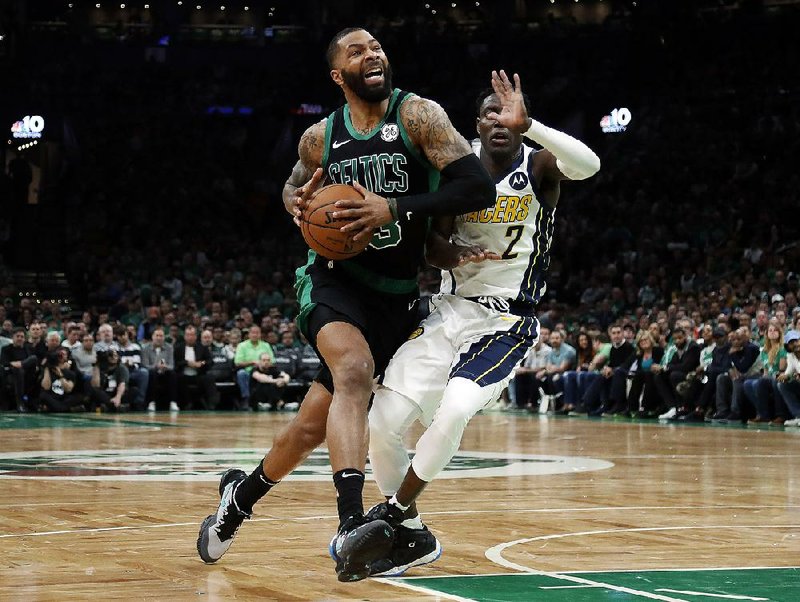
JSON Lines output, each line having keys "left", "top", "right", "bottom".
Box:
{"left": 197, "top": 27, "right": 495, "bottom": 581}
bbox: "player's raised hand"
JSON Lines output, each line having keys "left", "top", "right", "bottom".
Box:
{"left": 291, "top": 168, "right": 324, "bottom": 226}
{"left": 487, "top": 70, "right": 530, "bottom": 134}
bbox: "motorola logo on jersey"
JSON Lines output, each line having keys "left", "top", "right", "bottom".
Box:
{"left": 509, "top": 172, "right": 529, "bottom": 191}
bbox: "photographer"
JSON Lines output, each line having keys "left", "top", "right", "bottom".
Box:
{"left": 39, "top": 349, "right": 83, "bottom": 412}
{"left": 91, "top": 349, "right": 130, "bottom": 411}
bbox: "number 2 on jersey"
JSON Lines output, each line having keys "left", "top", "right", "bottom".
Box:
{"left": 502, "top": 225, "right": 524, "bottom": 259}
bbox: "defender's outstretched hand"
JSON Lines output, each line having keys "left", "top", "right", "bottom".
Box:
{"left": 487, "top": 70, "right": 530, "bottom": 134}
{"left": 456, "top": 245, "right": 502, "bottom": 267}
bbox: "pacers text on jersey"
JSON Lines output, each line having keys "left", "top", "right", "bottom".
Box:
{"left": 462, "top": 194, "right": 532, "bottom": 224}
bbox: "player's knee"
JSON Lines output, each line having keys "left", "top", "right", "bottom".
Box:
{"left": 369, "top": 407, "right": 402, "bottom": 446}
{"left": 330, "top": 350, "right": 374, "bottom": 394}
{"left": 439, "top": 405, "right": 474, "bottom": 433}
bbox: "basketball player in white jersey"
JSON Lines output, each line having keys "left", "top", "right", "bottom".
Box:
{"left": 351, "top": 71, "right": 601, "bottom": 576}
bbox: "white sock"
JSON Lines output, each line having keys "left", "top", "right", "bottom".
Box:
{"left": 389, "top": 495, "right": 409, "bottom": 512}
{"left": 401, "top": 515, "right": 424, "bottom": 529}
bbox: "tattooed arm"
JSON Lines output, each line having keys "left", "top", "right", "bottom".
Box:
{"left": 332, "top": 96, "right": 494, "bottom": 241}
{"left": 282, "top": 119, "right": 326, "bottom": 221}
{"left": 399, "top": 96, "right": 472, "bottom": 171}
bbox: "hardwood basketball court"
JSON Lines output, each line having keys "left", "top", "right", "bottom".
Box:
{"left": 1, "top": 410, "right": 798, "bottom": 601}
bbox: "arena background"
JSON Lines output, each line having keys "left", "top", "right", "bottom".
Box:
{"left": 2, "top": 0, "right": 796, "bottom": 321}
{"left": 1, "top": 1, "right": 800, "bottom": 601}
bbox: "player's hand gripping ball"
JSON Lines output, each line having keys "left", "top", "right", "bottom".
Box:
{"left": 300, "top": 184, "right": 372, "bottom": 261}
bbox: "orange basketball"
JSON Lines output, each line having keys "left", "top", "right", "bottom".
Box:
{"left": 300, "top": 184, "right": 371, "bottom": 261}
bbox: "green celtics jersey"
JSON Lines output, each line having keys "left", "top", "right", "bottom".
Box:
{"left": 320, "top": 88, "right": 439, "bottom": 294}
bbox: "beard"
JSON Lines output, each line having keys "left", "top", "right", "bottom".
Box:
{"left": 341, "top": 62, "right": 393, "bottom": 102}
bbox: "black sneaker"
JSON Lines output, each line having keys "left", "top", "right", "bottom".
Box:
{"left": 711, "top": 411, "right": 730, "bottom": 422}
{"left": 196, "top": 469, "right": 249, "bottom": 563}
{"left": 369, "top": 524, "right": 442, "bottom": 577}
{"left": 364, "top": 501, "right": 406, "bottom": 528}
{"left": 329, "top": 514, "right": 394, "bottom": 582}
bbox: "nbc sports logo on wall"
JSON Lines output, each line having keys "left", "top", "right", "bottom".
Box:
{"left": 600, "top": 107, "right": 631, "bottom": 133}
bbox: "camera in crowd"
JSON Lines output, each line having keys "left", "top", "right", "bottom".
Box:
{"left": 95, "top": 349, "right": 117, "bottom": 372}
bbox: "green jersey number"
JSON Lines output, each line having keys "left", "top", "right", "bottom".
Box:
{"left": 370, "top": 222, "right": 402, "bottom": 249}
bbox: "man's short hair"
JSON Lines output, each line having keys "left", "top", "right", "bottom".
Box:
{"left": 326, "top": 27, "right": 366, "bottom": 69}
{"left": 672, "top": 327, "right": 686, "bottom": 336}
{"left": 113, "top": 324, "right": 126, "bottom": 337}
{"left": 12, "top": 326, "right": 26, "bottom": 336}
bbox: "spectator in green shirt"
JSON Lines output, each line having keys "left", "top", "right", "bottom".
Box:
{"left": 234, "top": 325, "right": 275, "bottom": 411}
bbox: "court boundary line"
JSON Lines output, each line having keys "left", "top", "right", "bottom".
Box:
{"left": 401, "top": 564, "right": 689, "bottom": 602}
{"left": 393, "top": 566, "right": 800, "bottom": 580}
{"left": 655, "top": 589, "right": 767, "bottom": 601}
{"left": 484, "top": 525, "right": 800, "bottom": 601}
{"left": 373, "top": 577, "right": 477, "bottom": 601}
{"left": 378, "top": 566, "right": 800, "bottom": 601}
{"left": 3, "top": 507, "right": 800, "bottom": 539}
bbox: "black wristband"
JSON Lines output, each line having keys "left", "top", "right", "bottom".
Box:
{"left": 395, "top": 153, "right": 494, "bottom": 217}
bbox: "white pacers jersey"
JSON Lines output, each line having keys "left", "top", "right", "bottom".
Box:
{"left": 439, "top": 139, "right": 555, "bottom": 307}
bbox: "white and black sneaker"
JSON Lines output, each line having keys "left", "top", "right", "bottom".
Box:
{"left": 196, "top": 469, "right": 249, "bottom": 563}
{"left": 369, "top": 524, "right": 442, "bottom": 577}
{"left": 328, "top": 514, "right": 394, "bottom": 582}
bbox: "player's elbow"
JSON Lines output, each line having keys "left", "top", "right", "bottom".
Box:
{"left": 559, "top": 152, "right": 601, "bottom": 181}
{"left": 586, "top": 153, "right": 601, "bottom": 178}
{"left": 440, "top": 153, "right": 495, "bottom": 211}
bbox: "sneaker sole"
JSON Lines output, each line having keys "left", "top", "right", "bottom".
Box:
{"left": 197, "top": 514, "right": 218, "bottom": 564}
{"left": 371, "top": 539, "right": 443, "bottom": 577}
{"left": 196, "top": 469, "right": 248, "bottom": 564}
{"left": 335, "top": 520, "right": 394, "bottom": 583}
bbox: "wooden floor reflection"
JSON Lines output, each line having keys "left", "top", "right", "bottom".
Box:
{"left": 1, "top": 411, "right": 799, "bottom": 601}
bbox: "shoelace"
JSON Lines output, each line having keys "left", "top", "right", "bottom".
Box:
{"left": 216, "top": 504, "right": 246, "bottom": 541}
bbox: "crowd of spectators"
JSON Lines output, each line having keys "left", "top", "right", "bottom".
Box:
{"left": 511, "top": 303, "right": 800, "bottom": 427}
{"left": 2, "top": 4, "right": 799, "bottom": 421}
{"left": 0, "top": 299, "right": 321, "bottom": 413}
